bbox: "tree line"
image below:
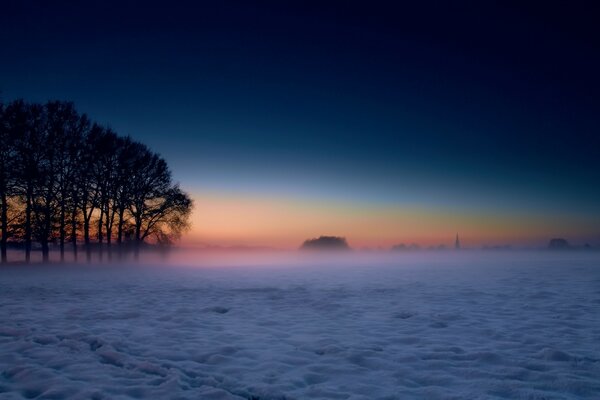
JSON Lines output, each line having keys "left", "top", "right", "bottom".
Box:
{"left": 0, "top": 99, "right": 193, "bottom": 264}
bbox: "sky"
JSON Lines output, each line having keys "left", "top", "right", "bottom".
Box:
{"left": 2, "top": 1, "right": 600, "bottom": 248}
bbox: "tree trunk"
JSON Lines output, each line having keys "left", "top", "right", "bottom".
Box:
{"left": 106, "top": 232, "right": 112, "bottom": 261}
{"left": 42, "top": 194, "right": 52, "bottom": 264}
{"left": 71, "top": 205, "right": 78, "bottom": 262}
{"left": 134, "top": 219, "right": 142, "bottom": 260}
{"left": 25, "top": 185, "right": 33, "bottom": 263}
{"left": 59, "top": 199, "right": 66, "bottom": 262}
{"left": 105, "top": 209, "right": 113, "bottom": 262}
{"left": 117, "top": 206, "right": 125, "bottom": 259}
{"left": 1, "top": 191, "right": 7, "bottom": 264}
{"left": 97, "top": 205, "right": 104, "bottom": 262}
{"left": 41, "top": 239, "right": 49, "bottom": 263}
{"left": 83, "top": 210, "right": 91, "bottom": 262}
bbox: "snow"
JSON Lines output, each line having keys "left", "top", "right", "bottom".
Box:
{"left": 1, "top": 252, "right": 599, "bottom": 399}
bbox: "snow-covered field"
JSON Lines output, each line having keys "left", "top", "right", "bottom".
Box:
{"left": 1, "top": 252, "right": 599, "bottom": 399}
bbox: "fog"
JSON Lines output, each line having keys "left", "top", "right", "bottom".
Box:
{"left": 130, "top": 247, "right": 600, "bottom": 272}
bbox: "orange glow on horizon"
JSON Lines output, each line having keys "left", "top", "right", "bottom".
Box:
{"left": 181, "top": 191, "right": 597, "bottom": 249}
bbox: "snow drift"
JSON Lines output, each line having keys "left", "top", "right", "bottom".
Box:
{"left": 1, "top": 251, "right": 599, "bottom": 399}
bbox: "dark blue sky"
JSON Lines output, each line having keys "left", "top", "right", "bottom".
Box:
{"left": 2, "top": 1, "right": 600, "bottom": 245}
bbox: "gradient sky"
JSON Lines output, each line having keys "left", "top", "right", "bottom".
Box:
{"left": 2, "top": 1, "right": 600, "bottom": 248}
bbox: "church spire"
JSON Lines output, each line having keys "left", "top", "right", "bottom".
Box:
{"left": 455, "top": 233, "right": 461, "bottom": 250}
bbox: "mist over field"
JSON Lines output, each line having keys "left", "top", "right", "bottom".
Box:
{"left": 1, "top": 251, "right": 599, "bottom": 399}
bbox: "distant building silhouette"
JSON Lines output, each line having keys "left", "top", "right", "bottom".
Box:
{"left": 455, "top": 234, "right": 461, "bottom": 250}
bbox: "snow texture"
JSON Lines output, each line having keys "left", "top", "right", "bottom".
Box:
{"left": 1, "top": 252, "right": 599, "bottom": 399}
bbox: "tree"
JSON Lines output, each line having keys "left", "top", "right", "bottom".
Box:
{"left": 0, "top": 100, "right": 14, "bottom": 263}
{"left": 46, "top": 102, "right": 85, "bottom": 261}
{"left": 68, "top": 113, "right": 90, "bottom": 261}
{"left": 78, "top": 123, "right": 104, "bottom": 261}
{"left": 0, "top": 98, "right": 193, "bottom": 263}
{"left": 300, "top": 236, "right": 350, "bottom": 251}
{"left": 6, "top": 101, "right": 46, "bottom": 263}
{"left": 138, "top": 185, "right": 192, "bottom": 245}
{"left": 127, "top": 146, "right": 193, "bottom": 257}
{"left": 114, "top": 137, "right": 138, "bottom": 255}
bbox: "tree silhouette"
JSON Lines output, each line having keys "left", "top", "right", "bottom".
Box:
{"left": 300, "top": 236, "right": 350, "bottom": 251}
{"left": 0, "top": 99, "right": 193, "bottom": 264}
{"left": 0, "top": 100, "right": 14, "bottom": 263}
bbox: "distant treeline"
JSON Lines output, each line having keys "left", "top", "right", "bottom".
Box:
{"left": 0, "top": 99, "right": 193, "bottom": 263}
{"left": 300, "top": 236, "right": 350, "bottom": 251}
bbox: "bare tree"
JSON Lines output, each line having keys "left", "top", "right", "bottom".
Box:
{"left": 139, "top": 185, "right": 193, "bottom": 245}
{"left": 114, "top": 137, "right": 138, "bottom": 257}
{"left": 78, "top": 124, "right": 104, "bottom": 261}
{"left": 0, "top": 99, "right": 193, "bottom": 263}
{"left": 46, "top": 102, "right": 86, "bottom": 261}
{"left": 90, "top": 127, "right": 119, "bottom": 260}
{"left": 7, "top": 102, "right": 46, "bottom": 262}
{"left": 0, "top": 101, "right": 13, "bottom": 263}
{"left": 127, "top": 147, "right": 193, "bottom": 257}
